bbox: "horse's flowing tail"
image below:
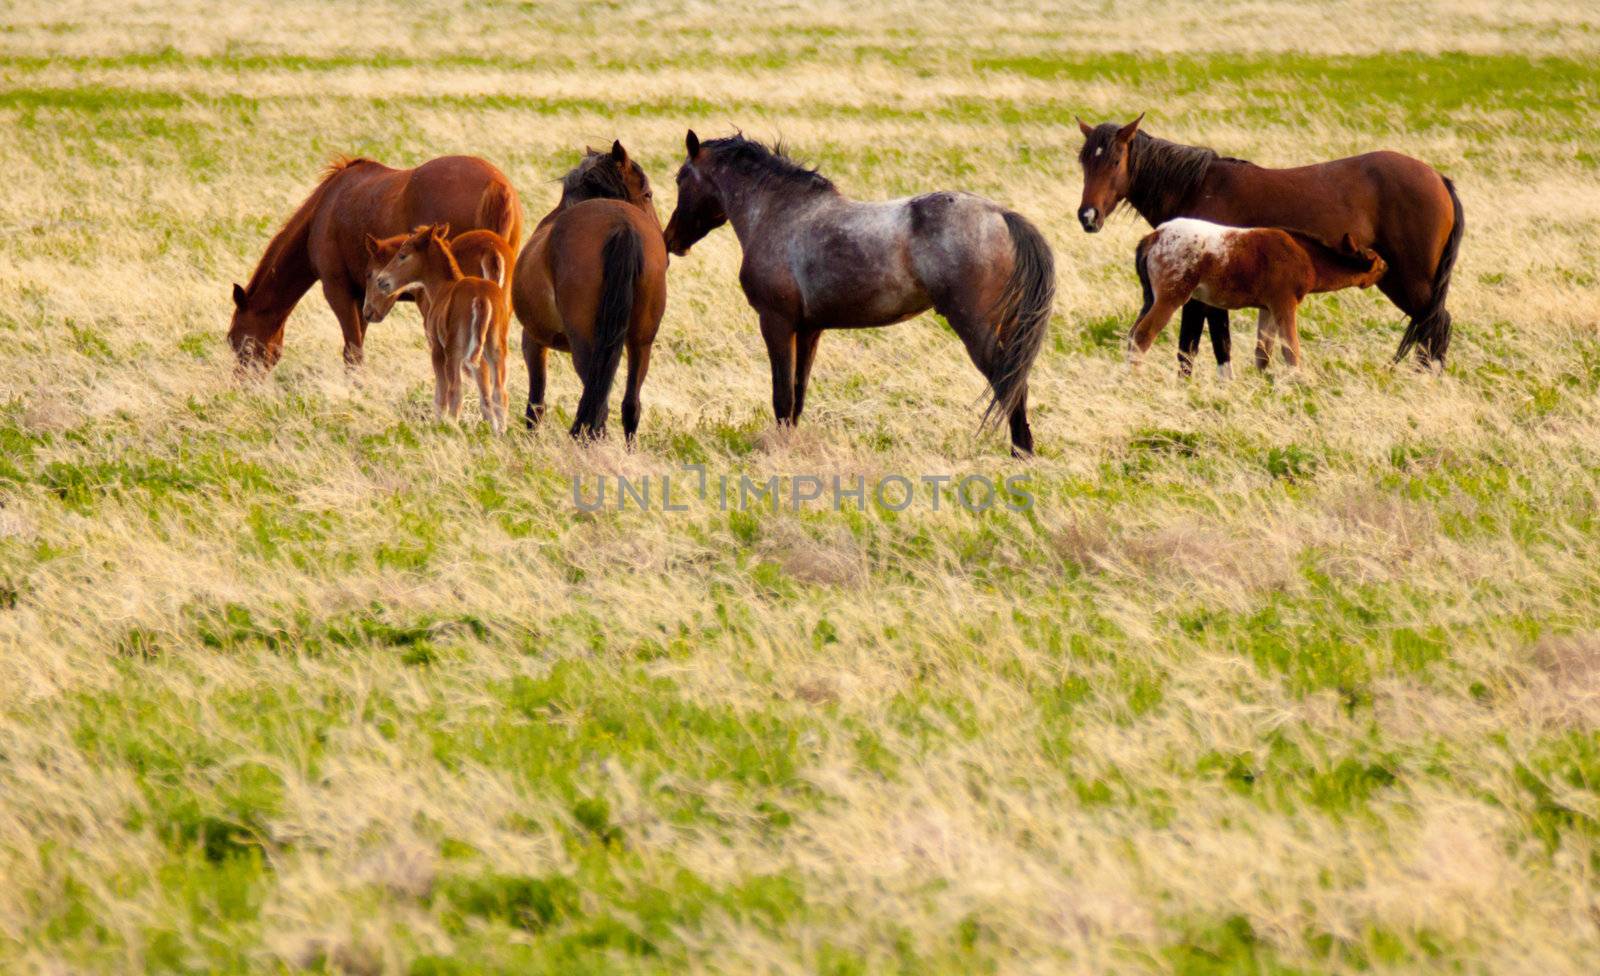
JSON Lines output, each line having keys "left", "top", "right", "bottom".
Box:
{"left": 981, "top": 211, "right": 1056, "bottom": 429}
{"left": 1393, "top": 175, "right": 1463, "bottom": 367}
{"left": 570, "top": 224, "right": 643, "bottom": 438}
{"left": 475, "top": 181, "right": 523, "bottom": 250}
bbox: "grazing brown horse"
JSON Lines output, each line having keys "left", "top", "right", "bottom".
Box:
{"left": 228, "top": 155, "right": 522, "bottom": 370}
{"left": 1129, "top": 218, "right": 1388, "bottom": 371}
{"left": 1075, "top": 116, "right": 1463, "bottom": 370}
{"left": 361, "top": 229, "right": 513, "bottom": 324}
{"left": 663, "top": 132, "right": 1055, "bottom": 456}
{"left": 509, "top": 142, "right": 668, "bottom": 443}
{"left": 372, "top": 225, "right": 512, "bottom": 432}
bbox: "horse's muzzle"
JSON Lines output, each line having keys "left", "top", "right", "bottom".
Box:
{"left": 1079, "top": 207, "right": 1102, "bottom": 233}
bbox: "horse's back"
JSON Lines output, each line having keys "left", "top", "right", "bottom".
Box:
{"left": 516, "top": 199, "right": 665, "bottom": 344}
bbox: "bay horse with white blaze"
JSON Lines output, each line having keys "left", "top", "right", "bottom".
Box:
{"left": 1130, "top": 218, "right": 1388, "bottom": 371}
{"left": 229, "top": 155, "right": 522, "bottom": 370}
{"left": 1075, "top": 116, "right": 1462, "bottom": 371}
{"left": 663, "top": 132, "right": 1055, "bottom": 456}
{"left": 510, "top": 142, "right": 668, "bottom": 443}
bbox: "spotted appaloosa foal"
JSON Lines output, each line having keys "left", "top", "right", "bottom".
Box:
{"left": 373, "top": 225, "right": 512, "bottom": 432}
{"left": 1129, "top": 218, "right": 1388, "bottom": 373}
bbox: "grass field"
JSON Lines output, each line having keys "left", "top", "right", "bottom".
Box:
{"left": 3, "top": 1, "right": 1600, "bottom": 972}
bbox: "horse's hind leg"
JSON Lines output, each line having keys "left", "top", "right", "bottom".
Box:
{"left": 792, "top": 327, "right": 824, "bottom": 423}
{"left": 523, "top": 335, "right": 548, "bottom": 430}
{"left": 1128, "top": 294, "right": 1185, "bottom": 365}
{"left": 621, "top": 341, "right": 653, "bottom": 447}
{"left": 759, "top": 312, "right": 798, "bottom": 426}
{"left": 429, "top": 341, "right": 449, "bottom": 420}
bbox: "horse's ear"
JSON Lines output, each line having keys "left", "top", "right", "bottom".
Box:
{"left": 433, "top": 222, "right": 451, "bottom": 240}
{"left": 611, "top": 140, "right": 628, "bottom": 165}
{"left": 364, "top": 234, "right": 379, "bottom": 257}
{"left": 1117, "top": 113, "right": 1144, "bottom": 143}
{"left": 685, "top": 129, "right": 700, "bottom": 158}
{"left": 232, "top": 283, "right": 247, "bottom": 309}
{"left": 1076, "top": 116, "right": 1094, "bottom": 138}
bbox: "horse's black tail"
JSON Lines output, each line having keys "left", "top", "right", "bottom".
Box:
{"left": 981, "top": 210, "right": 1056, "bottom": 430}
{"left": 570, "top": 223, "right": 642, "bottom": 439}
{"left": 1393, "top": 176, "right": 1463, "bottom": 367}
{"left": 1134, "top": 235, "right": 1155, "bottom": 321}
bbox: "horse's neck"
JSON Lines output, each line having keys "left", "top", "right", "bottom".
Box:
{"left": 722, "top": 180, "right": 830, "bottom": 250}
{"left": 417, "top": 244, "right": 465, "bottom": 303}
{"left": 242, "top": 205, "right": 319, "bottom": 317}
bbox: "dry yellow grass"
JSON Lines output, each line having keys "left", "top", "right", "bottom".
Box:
{"left": 1, "top": 2, "right": 1599, "bottom": 973}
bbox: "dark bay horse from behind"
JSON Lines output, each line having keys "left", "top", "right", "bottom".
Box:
{"left": 663, "top": 132, "right": 1055, "bottom": 456}
{"left": 510, "top": 142, "right": 668, "bottom": 443}
{"left": 229, "top": 155, "right": 522, "bottom": 370}
{"left": 1075, "top": 116, "right": 1463, "bottom": 371}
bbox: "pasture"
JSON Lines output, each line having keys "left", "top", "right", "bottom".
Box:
{"left": 2, "top": 1, "right": 1599, "bottom": 972}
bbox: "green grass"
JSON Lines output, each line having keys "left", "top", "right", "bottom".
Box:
{"left": 2, "top": 2, "right": 1600, "bottom": 972}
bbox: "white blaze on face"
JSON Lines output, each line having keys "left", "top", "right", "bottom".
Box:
{"left": 1148, "top": 218, "right": 1235, "bottom": 303}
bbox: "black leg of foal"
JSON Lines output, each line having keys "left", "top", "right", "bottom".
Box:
{"left": 1177, "top": 301, "right": 1207, "bottom": 378}
{"left": 1207, "top": 306, "right": 1232, "bottom": 377}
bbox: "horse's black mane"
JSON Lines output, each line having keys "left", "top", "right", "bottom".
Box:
{"left": 559, "top": 149, "right": 642, "bottom": 204}
{"left": 1081, "top": 124, "right": 1250, "bottom": 225}
{"left": 699, "top": 135, "right": 835, "bottom": 194}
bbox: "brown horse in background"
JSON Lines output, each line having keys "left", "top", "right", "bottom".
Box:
{"left": 1075, "top": 116, "right": 1463, "bottom": 370}
{"left": 228, "top": 155, "right": 522, "bottom": 370}
{"left": 361, "top": 229, "right": 513, "bottom": 324}
{"left": 510, "top": 142, "right": 668, "bottom": 443}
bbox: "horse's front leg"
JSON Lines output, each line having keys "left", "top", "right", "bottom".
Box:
{"left": 759, "top": 312, "right": 798, "bottom": 425}
{"left": 321, "top": 278, "right": 367, "bottom": 367}
{"left": 1176, "top": 301, "right": 1207, "bottom": 378}
{"left": 1207, "top": 305, "right": 1233, "bottom": 380}
{"left": 791, "top": 327, "right": 824, "bottom": 424}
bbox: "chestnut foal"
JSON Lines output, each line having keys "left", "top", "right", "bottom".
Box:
{"left": 1128, "top": 218, "right": 1387, "bottom": 373}
{"left": 362, "top": 229, "right": 514, "bottom": 325}
{"left": 373, "top": 225, "right": 511, "bottom": 432}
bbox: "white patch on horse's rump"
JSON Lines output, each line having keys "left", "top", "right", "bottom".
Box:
{"left": 1148, "top": 218, "right": 1236, "bottom": 300}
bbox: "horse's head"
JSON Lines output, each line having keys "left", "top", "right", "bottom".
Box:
{"left": 227, "top": 283, "right": 284, "bottom": 370}
{"left": 1075, "top": 114, "right": 1143, "bottom": 232}
{"left": 561, "top": 141, "right": 657, "bottom": 222}
{"left": 361, "top": 233, "right": 409, "bottom": 323}
{"left": 663, "top": 130, "right": 728, "bottom": 257}
{"left": 372, "top": 224, "right": 444, "bottom": 299}
{"left": 1337, "top": 233, "right": 1388, "bottom": 287}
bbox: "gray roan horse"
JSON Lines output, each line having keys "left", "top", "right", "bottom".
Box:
{"left": 662, "top": 132, "right": 1055, "bottom": 456}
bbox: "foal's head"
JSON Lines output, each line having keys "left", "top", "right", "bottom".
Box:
{"left": 361, "top": 233, "right": 409, "bottom": 323}
{"left": 1075, "top": 114, "right": 1143, "bottom": 233}
{"left": 372, "top": 224, "right": 451, "bottom": 298}
{"left": 560, "top": 141, "right": 656, "bottom": 218}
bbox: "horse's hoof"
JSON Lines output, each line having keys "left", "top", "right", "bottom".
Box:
{"left": 1217, "top": 362, "right": 1234, "bottom": 381}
